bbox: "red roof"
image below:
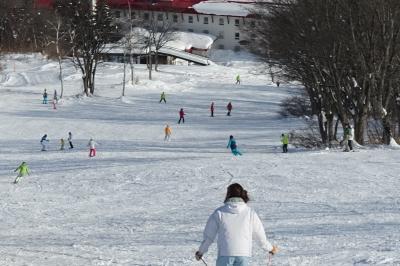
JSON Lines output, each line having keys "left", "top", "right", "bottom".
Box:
{"left": 35, "top": 0, "right": 203, "bottom": 12}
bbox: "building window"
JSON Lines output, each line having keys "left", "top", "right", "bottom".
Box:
{"left": 204, "top": 17, "right": 209, "bottom": 24}
{"left": 234, "top": 46, "right": 241, "bottom": 52}
{"left": 173, "top": 14, "right": 178, "bottom": 22}
{"left": 188, "top": 29, "right": 194, "bottom": 32}
{"left": 219, "top": 18, "right": 224, "bottom": 25}
{"left": 131, "top": 12, "right": 136, "bottom": 19}
{"left": 188, "top": 16, "right": 193, "bottom": 23}
{"left": 235, "top": 32, "right": 240, "bottom": 40}
{"left": 144, "top": 13, "right": 150, "bottom": 20}
{"left": 157, "top": 14, "right": 163, "bottom": 21}
{"left": 218, "top": 44, "right": 224, "bottom": 49}
{"left": 203, "top": 30, "right": 209, "bottom": 34}
{"left": 115, "top": 11, "right": 121, "bottom": 18}
{"left": 218, "top": 31, "right": 224, "bottom": 39}
{"left": 235, "top": 19, "right": 240, "bottom": 26}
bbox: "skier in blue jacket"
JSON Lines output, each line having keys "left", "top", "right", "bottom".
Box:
{"left": 227, "top": 135, "right": 242, "bottom": 156}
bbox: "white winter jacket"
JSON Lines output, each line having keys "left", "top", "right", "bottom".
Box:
{"left": 198, "top": 199, "right": 273, "bottom": 257}
{"left": 88, "top": 140, "right": 97, "bottom": 149}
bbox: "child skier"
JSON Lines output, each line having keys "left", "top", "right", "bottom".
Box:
{"left": 195, "top": 183, "right": 278, "bottom": 265}
{"left": 227, "top": 102, "right": 233, "bottom": 116}
{"left": 164, "top": 124, "right": 172, "bottom": 141}
{"left": 281, "top": 133, "right": 289, "bottom": 153}
{"left": 68, "top": 132, "right": 74, "bottom": 149}
{"left": 42, "top": 89, "right": 48, "bottom": 104}
{"left": 178, "top": 108, "right": 185, "bottom": 124}
{"left": 227, "top": 135, "right": 242, "bottom": 156}
{"left": 53, "top": 89, "right": 58, "bottom": 103}
{"left": 235, "top": 74, "right": 241, "bottom": 85}
{"left": 159, "top": 91, "right": 166, "bottom": 103}
{"left": 14, "top": 162, "right": 30, "bottom": 184}
{"left": 60, "top": 138, "right": 65, "bottom": 150}
{"left": 210, "top": 102, "right": 215, "bottom": 117}
{"left": 40, "top": 134, "right": 49, "bottom": 151}
{"left": 88, "top": 138, "right": 98, "bottom": 157}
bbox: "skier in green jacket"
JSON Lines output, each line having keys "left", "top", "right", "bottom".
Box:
{"left": 281, "top": 133, "right": 289, "bottom": 153}
{"left": 159, "top": 91, "right": 166, "bottom": 103}
{"left": 14, "top": 162, "right": 30, "bottom": 184}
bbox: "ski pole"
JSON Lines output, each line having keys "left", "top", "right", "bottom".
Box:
{"left": 200, "top": 258, "right": 208, "bottom": 266}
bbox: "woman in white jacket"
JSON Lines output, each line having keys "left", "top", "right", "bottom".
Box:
{"left": 195, "top": 183, "right": 278, "bottom": 265}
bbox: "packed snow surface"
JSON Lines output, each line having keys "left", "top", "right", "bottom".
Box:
{"left": 0, "top": 53, "right": 399, "bottom": 266}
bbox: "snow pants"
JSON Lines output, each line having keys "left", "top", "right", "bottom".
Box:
{"left": 89, "top": 148, "right": 96, "bottom": 157}
{"left": 231, "top": 148, "right": 242, "bottom": 156}
{"left": 348, "top": 140, "right": 353, "bottom": 151}
{"left": 14, "top": 174, "right": 24, "bottom": 184}
{"left": 41, "top": 143, "right": 47, "bottom": 151}
{"left": 282, "top": 144, "right": 288, "bottom": 153}
{"left": 178, "top": 117, "right": 185, "bottom": 124}
{"left": 216, "top": 256, "right": 249, "bottom": 266}
{"left": 43, "top": 97, "right": 48, "bottom": 104}
{"left": 69, "top": 141, "right": 74, "bottom": 149}
{"left": 164, "top": 134, "right": 171, "bottom": 141}
{"left": 159, "top": 98, "right": 166, "bottom": 103}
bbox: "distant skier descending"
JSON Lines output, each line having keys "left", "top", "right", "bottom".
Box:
{"left": 42, "top": 89, "right": 48, "bottom": 104}
{"left": 164, "top": 124, "right": 172, "bottom": 141}
{"left": 210, "top": 102, "right": 215, "bottom": 117}
{"left": 60, "top": 138, "right": 65, "bottom": 150}
{"left": 178, "top": 108, "right": 185, "bottom": 124}
{"left": 159, "top": 91, "right": 166, "bottom": 103}
{"left": 235, "top": 74, "right": 241, "bottom": 85}
{"left": 13, "top": 162, "right": 30, "bottom": 184}
{"left": 227, "top": 135, "right": 242, "bottom": 156}
{"left": 195, "top": 183, "right": 278, "bottom": 265}
{"left": 68, "top": 132, "right": 74, "bottom": 149}
{"left": 40, "top": 134, "right": 49, "bottom": 151}
{"left": 281, "top": 133, "right": 289, "bottom": 153}
{"left": 88, "top": 138, "right": 98, "bottom": 157}
{"left": 227, "top": 102, "right": 232, "bottom": 116}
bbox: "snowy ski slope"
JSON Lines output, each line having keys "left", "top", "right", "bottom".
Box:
{"left": 0, "top": 52, "right": 399, "bottom": 266}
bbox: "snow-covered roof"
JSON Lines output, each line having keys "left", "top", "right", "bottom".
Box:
{"left": 193, "top": 1, "right": 254, "bottom": 17}
{"left": 167, "top": 32, "right": 216, "bottom": 50}
{"left": 104, "top": 29, "right": 215, "bottom": 54}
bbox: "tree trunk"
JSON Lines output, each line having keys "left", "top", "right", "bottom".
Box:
{"left": 148, "top": 52, "right": 153, "bottom": 80}
{"left": 122, "top": 58, "right": 126, "bottom": 96}
{"left": 354, "top": 113, "right": 367, "bottom": 145}
{"left": 58, "top": 55, "right": 64, "bottom": 98}
{"left": 382, "top": 115, "right": 392, "bottom": 145}
{"left": 130, "top": 53, "right": 134, "bottom": 85}
{"left": 155, "top": 50, "right": 159, "bottom": 71}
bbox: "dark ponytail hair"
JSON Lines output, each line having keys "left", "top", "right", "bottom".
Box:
{"left": 224, "top": 183, "right": 249, "bottom": 203}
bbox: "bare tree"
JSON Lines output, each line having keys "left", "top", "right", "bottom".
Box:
{"left": 56, "top": 0, "right": 114, "bottom": 96}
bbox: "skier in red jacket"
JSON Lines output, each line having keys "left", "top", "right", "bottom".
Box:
{"left": 178, "top": 108, "right": 185, "bottom": 124}
{"left": 227, "top": 102, "right": 232, "bottom": 116}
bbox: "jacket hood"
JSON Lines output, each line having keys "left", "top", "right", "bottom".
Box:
{"left": 223, "top": 201, "right": 247, "bottom": 214}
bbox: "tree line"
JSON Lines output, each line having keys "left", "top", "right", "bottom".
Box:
{"left": 248, "top": 0, "right": 400, "bottom": 145}
{"left": 0, "top": 0, "right": 176, "bottom": 97}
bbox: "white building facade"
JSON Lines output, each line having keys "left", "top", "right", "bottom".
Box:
{"left": 113, "top": 1, "right": 256, "bottom": 51}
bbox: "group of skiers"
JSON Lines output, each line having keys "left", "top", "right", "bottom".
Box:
{"left": 39, "top": 132, "right": 97, "bottom": 157}
{"left": 42, "top": 89, "right": 59, "bottom": 109}
{"left": 40, "top": 132, "right": 73, "bottom": 151}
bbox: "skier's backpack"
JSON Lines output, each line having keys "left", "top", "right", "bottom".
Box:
{"left": 230, "top": 140, "right": 237, "bottom": 149}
